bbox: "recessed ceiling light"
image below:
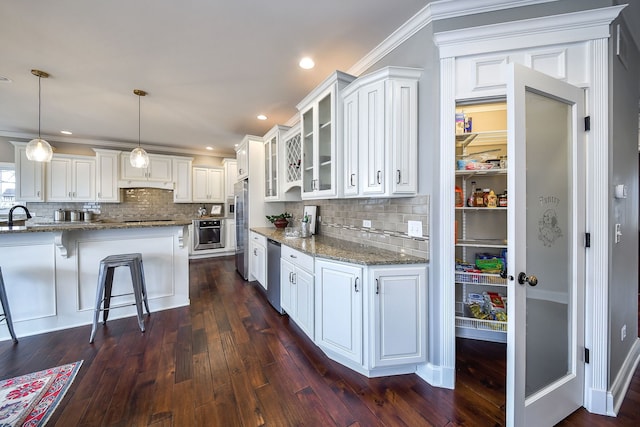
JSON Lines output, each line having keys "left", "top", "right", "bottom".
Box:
{"left": 0, "top": 76, "right": 11, "bottom": 83}
{"left": 257, "top": 114, "right": 267, "bottom": 121}
{"left": 299, "top": 57, "right": 315, "bottom": 70}
{"left": 205, "top": 146, "right": 213, "bottom": 151}
{"left": 60, "top": 130, "right": 72, "bottom": 135}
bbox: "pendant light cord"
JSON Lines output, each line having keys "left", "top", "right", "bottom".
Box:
{"left": 138, "top": 94, "right": 141, "bottom": 148}
{"left": 37, "top": 75, "right": 42, "bottom": 139}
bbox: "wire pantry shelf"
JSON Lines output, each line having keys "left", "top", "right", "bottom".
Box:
{"left": 455, "top": 271, "right": 506, "bottom": 285}
{"left": 455, "top": 315, "right": 507, "bottom": 332}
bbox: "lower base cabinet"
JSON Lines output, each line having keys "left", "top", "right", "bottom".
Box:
{"left": 280, "top": 245, "right": 315, "bottom": 340}
{"left": 315, "top": 259, "right": 427, "bottom": 377}
{"left": 315, "top": 259, "right": 363, "bottom": 364}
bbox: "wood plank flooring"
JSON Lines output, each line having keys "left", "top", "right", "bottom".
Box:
{"left": 0, "top": 256, "right": 638, "bottom": 426}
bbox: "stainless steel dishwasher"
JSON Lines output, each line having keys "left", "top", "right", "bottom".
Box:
{"left": 266, "top": 238, "right": 283, "bottom": 314}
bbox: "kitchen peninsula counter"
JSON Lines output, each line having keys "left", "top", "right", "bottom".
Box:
{"left": 0, "top": 220, "right": 191, "bottom": 342}
{"left": 251, "top": 227, "right": 427, "bottom": 265}
{"left": 0, "top": 217, "right": 193, "bottom": 234}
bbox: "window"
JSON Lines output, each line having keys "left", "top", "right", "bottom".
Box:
{"left": 0, "top": 162, "right": 17, "bottom": 214}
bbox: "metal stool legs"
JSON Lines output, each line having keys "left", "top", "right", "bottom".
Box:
{"left": 0, "top": 267, "right": 18, "bottom": 343}
{"left": 89, "top": 253, "right": 150, "bottom": 343}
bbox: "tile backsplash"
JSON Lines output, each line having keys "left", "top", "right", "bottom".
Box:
{"left": 284, "top": 195, "right": 429, "bottom": 259}
{"left": 25, "top": 188, "right": 209, "bottom": 221}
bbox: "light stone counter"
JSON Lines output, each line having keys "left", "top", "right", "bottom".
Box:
{"left": 251, "top": 227, "right": 427, "bottom": 265}
{"left": 0, "top": 217, "right": 193, "bottom": 234}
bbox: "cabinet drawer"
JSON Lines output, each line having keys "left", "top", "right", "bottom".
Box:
{"left": 250, "top": 231, "right": 266, "bottom": 247}
{"left": 282, "top": 245, "right": 313, "bottom": 272}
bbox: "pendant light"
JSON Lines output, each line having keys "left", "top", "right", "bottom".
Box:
{"left": 25, "top": 69, "right": 53, "bottom": 162}
{"left": 130, "top": 89, "right": 150, "bottom": 168}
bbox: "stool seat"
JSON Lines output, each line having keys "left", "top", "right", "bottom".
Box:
{"left": 0, "top": 267, "right": 18, "bottom": 343}
{"left": 89, "top": 253, "right": 150, "bottom": 343}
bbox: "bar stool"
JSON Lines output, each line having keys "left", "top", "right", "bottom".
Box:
{"left": 89, "top": 253, "right": 150, "bottom": 343}
{"left": 0, "top": 267, "right": 18, "bottom": 343}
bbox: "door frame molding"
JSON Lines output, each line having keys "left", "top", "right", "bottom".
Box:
{"left": 426, "top": 5, "right": 625, "bottom": 416}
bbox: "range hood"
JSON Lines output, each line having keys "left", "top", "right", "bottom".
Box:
{"left": 117, "top": 179, "right": 174, "bottom": 190}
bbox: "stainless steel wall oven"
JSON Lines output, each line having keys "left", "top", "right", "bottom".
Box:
{"left": 193, "top": 219, "right": 224, "bottom": 250}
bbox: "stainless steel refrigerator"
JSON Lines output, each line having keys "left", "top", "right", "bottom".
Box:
{"left": 234, "top": 179, "right": 249, "bottom": 279}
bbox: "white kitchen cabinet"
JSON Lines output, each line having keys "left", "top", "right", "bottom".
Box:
{"left": 249, "top": 231, "right": 267, "bottom": 289}
{"left": 315, "top": 258, "right": 363, "bottom": 364}
{"left": 370, "top": 265, "right": 427, "bottom": 368}
{"left": 280, "top": 245, "right": 315, "bottom": 339}
{"left": 47, "top": 155, "right": 96, "bottom": 202}
{"left": 282, "top": 122, "right": 302, "bottom": 192}
{"left": 94, "top": 149, "right": 121, "bottom": 202}
{"left": 172, "top": 157, "right": 193, "bottom": 203}
{"left": 342, "top": 67, "right": 421, "bottom": 198}
{"left": 263, "top": 125, "right": 290, "bottom": 201}
{"left": 13, "top": 142, "right": 44, "bottom": 202}
{"left": 297, "top": 71, "right": 355, "bottom": 199}
{"left": 120, "top": 153, "right": 173, "bottom": 187}
{"left": 235, "top": 139, "right": 249, "bottom": 180}
{"left": 222, "top": 158, "right": 237, "bottom": 199}
{"left": 225, "top": 219, "right": 236, "bottom": 251}
{"left": 192, "top": 167, "right": 224, "bottom": 203}
{"left": 315, "top": 258, "right": 427, "bottom": 376}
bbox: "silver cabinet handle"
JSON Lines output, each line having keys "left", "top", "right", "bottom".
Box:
{"left": 350, "top": 173, "right": 355, "bottom": 187}
{"left": 69, "top": 192, "right": 72, "bottom": 197}
{"left": 253, "top": 248, "right": 257, "bottom": 256}
{"left": 354, "top": 277, "right": 359, "bottom": 293}
{"left": 291, "top": 272, "right": 296, "bottom": 284}
{"left": 375, "top": 278, "right": 379, "bottom": 295}
{"left": 396, "top": 170, "right": 401, "bottom": 184}
{"left": 289, "top": 272, "right": 293, "bottom": 283}
{"left": 290, "top": 254, "right": 297, "bottom": 259}
{"left": 377, "top": 170, "right": 382, "bottom": 184}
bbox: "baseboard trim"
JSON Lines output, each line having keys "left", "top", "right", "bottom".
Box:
{"left": 416, "top": 362, "right": 455, "bottom": 389}
{"left": 607, "top": 337, "right": 640, "bottom": 416}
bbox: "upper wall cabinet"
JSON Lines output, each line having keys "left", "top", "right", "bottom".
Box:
{"left": 119, "top": 153, "right": 173, "bottom": 189}
{"left": 342, "top": 67, "right": 421, "bottom": 198}
{"left": 297, "top": 71, "right": 356, "bottom": 199}
{"left": 192, "top": 166, "right": 224, "bottom": 203}
{"left": 94, "top": 149, "right": 121, "bottom": 202}
{"left": 235, "top": 139, "right": 250, "bottom": 180}
{"left": 172, "top": 157, "right": 193, "bottom": 203}
{"left": 46, "top": 154, "right": 96, "bottom": 202}
{"left": 282, "top": 122, "right": 302, "bottom": 193}
{"left": 222, "top": 158, "right": 237, "bottom": 199}
{"left": 12, "top": 142, "right": 44, "bottom": 202}
{"left": 263, "top": 125, "right": 289, "bottom": 201}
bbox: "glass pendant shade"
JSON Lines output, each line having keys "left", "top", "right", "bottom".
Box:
{"left": 27, "top": 69, "right": 53, "bottom": 162}
{"left": 26, "top": 137, "right": 53, "bottom": 162}
{"left": 130, "top": 146, "right": 150, "bottom": 168}
{"left": 130, "top": 89, "right": 149, "bottom": 168}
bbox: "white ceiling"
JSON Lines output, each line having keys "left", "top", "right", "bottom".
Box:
{"left": 0, "top": 1, "right": 428, "bottom": 157}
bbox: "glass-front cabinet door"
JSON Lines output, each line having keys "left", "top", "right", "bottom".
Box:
{"left": 297, "top": 71, "right": 355, "bottom": 199}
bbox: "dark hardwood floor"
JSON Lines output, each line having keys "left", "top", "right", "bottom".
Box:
{"left": 0, "top": 256, "right": 638, "bottom": 426}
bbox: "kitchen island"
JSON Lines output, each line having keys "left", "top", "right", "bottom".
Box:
{"left": 0, "top": 219, "right": 191, "bottom": 341}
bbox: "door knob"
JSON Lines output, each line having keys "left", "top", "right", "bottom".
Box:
{"left": 518, "top": 272, "right": 538, "bottom": 287}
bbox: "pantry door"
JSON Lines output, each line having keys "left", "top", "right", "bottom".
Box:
{"left": 506, "top": 63, "right": 585, "bottom": 426}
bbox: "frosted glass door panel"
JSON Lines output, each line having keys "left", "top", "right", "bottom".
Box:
{"left": 524, "top": 91, "right": 571, "bottom": 396}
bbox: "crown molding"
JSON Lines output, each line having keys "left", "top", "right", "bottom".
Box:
{"left": 434, "top": 5, "right": 626, "bottom": 58}
{"left": 348, "top": 0, "right": 559, "bottom": 76}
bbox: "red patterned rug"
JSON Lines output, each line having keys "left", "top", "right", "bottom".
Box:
{"left": 0, "top": 361, "right": 82, "bottom": 426}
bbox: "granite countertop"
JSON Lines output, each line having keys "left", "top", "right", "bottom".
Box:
{"left": 251, "top": 227, "right": 426, "bottom": 266}
{"left": 0, "top": 217, "right": 193, "bottom": 234}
